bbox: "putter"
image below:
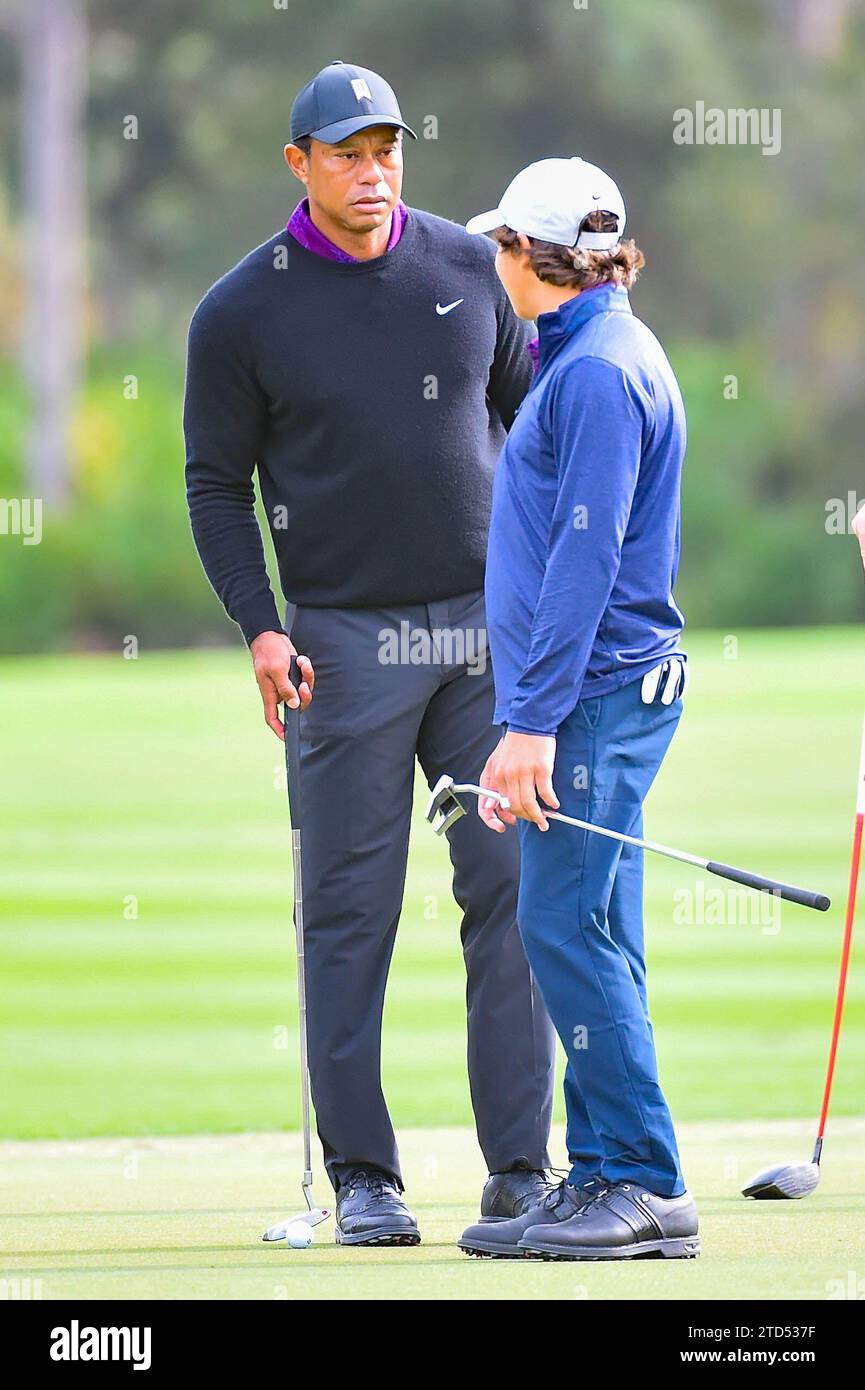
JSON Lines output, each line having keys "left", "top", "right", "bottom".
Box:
{"left": 742, "top": 714, "right": 865, "bottom": 1199}
{"left": 262, "top": 658, "right": 332, "bottom": 1243}
{"left": 427, "top": 775, "right": 831, "bottom": 913}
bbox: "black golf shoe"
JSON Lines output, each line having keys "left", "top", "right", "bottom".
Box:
{"left": 480, "top": 1165, "right": 553, "bottom": 1221}
{"left": 335, "top": 1169, "right": 421, "bottom": 1247}
{"left": 459, "top": 1177, "right": 604, "bottom": 1258}
{"left": 519, "top": 1181, "right": 700, "bottom": 1261}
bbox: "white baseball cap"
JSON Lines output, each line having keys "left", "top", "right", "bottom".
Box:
{"left": 466, "top": 157, "right": 626, "bottom": 251}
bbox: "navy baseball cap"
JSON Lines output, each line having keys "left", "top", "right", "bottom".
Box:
{"left": 290, "top": 60, "right": 417, "bottom": 145}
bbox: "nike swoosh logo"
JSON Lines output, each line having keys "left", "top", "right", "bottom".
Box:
{"left": 435, "top": 298, "right": 464, "bottom": 316}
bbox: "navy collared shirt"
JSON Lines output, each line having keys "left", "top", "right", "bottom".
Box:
{"left": 486, "top": 282, "right": 687, "bottom": 735}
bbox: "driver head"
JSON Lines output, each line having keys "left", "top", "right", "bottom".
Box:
{"left": 741, "top": 1162, "right": 820, "bottom": 1200}
{"left": 426, "top": 774, "right": 467, "bottom": 835}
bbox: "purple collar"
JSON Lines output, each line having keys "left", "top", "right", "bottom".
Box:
{"left": 286, "top": 197, "right": 408, "bottom": 263}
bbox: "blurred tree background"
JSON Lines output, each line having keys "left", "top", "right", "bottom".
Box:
{"left": 0, "top": 0, "right": 863, "bottom": 653}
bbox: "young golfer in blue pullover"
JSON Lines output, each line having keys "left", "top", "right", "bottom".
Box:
{"left": 458, "top": 158, "right": 700, "bottom": 1261}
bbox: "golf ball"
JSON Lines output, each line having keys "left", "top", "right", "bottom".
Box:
{"left": 285, "top": 1222, "right": 313, "bottom": 1249}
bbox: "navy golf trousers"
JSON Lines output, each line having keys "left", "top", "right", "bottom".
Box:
{"left": 516, "top": 676, "right": 685, "bottom": 1197}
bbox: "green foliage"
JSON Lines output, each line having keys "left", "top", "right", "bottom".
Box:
{"left": 671, "top": 341, "right": 864, "bottom": 628}
{"left": 2, "top": 1, "right": 864, "bottom": 648}
{"left": 0, "top": 355, "right": 239, "bottom": 653}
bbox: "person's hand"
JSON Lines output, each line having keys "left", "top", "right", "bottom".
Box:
{"left": 250, "top": 631, "right": 314, "bottom": 740}
{"left": 853, "top": 504, "right": 865, "bottom": 570}
{"left": 477, "top": 741, "right": 516, "bottom": 833}
{"left": 477, "top": 731, "right": 559, "bottom": 832}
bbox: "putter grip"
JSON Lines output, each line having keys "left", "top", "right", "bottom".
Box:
{"left": 706, "top": 861, "right": 831, "bottom": 912}
{"left": 284, "top": 656, "right": 303, "bottom": 828}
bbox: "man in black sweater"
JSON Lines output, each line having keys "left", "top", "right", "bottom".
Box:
{"left": 184, "top": 60, "right": 555, "bottom": 1246}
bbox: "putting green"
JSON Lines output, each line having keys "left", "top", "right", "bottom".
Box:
{"left": 1, "top": 630, "right": 864, "bottom": 1142}
{"left": 1, "top": 1120, "right": 863, "bottom": 1300}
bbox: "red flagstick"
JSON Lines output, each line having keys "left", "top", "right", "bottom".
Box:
{"left": 812, "top": 715, "right": 865, "bottom": 1163}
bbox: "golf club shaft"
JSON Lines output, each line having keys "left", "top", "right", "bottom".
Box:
{"left": 814, "top": 714, "right": 865, "bottom": 1147}
{"left": 291, "top": 830, "right": 313, "bottom": 1193}
{"left": 459, "top": 783, "right": 830, "bottom": 912}
{"left": 285, "top": 659, "right": 314, "bottom": 1204}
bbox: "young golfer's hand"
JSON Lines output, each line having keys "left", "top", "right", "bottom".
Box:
{"left": 250, "top": 631, "right": 314, "bottom": 740}
{"left": 478, "top": 732, "right": 559, "bottom": 832}
{"left": 854, "top": 504, "right": 865, "bottom": 571}
{"left": 477, "top": 741, "right": 516, "bottom": 832}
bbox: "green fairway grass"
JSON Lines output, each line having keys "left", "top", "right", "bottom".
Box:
{"left": 1, "top": 1121, "right": 863, "bottom": 1300}
{"left": 1, "top": 628, "right": 864, "bottom": 1142}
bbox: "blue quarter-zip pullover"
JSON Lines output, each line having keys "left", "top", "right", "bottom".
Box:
{"left": 485, "top": 283, "right": 687, "bottom": 735}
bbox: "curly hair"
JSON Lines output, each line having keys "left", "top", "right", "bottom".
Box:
{"left": 493, "top": 209, "right": 644, "bottom": 290}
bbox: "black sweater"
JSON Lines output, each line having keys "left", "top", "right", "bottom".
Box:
{"left": 183, "top": 208, "right": 533, "bottom": 645}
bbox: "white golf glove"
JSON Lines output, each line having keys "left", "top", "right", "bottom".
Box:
{"left": 641, "top": 656, "right": 688, "bottom": 706}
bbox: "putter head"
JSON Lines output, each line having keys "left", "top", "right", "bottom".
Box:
{"left": 426, "top": 774, "right": 468, "bottom": 836}
{"left": 262, "top": 1206, "right": 332, "bottom": 1242}
{"left": 741, "top": 1161, "right": 820, "bottom": 1200}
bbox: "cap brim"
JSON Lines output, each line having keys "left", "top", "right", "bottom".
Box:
{"left": 305, "top": 115, "right": 417, "bottom": 144}
{"left": 465, "top": 208, "right": 505, "bottom": 236}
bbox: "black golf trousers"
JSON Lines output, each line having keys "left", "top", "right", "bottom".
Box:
{"left": 284, "top": 589, "right": 556, "bottom": 1192}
